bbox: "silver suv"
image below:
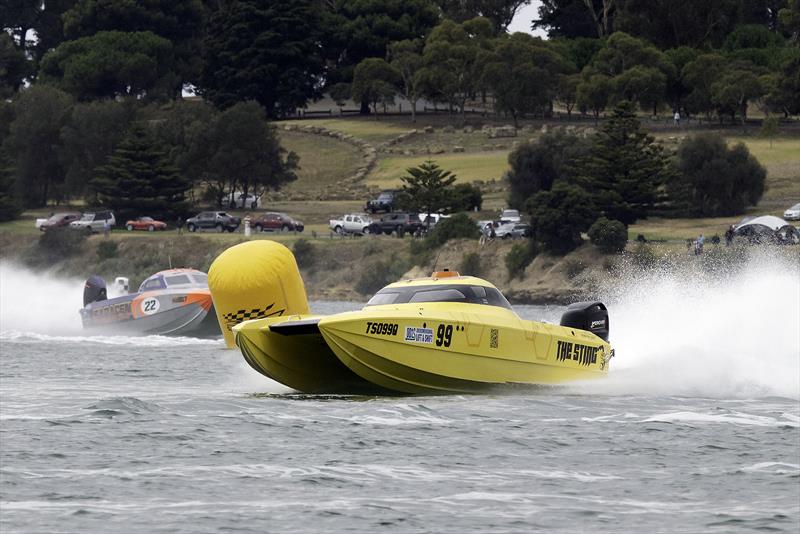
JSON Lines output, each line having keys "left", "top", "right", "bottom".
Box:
{"left": 70, "top": 210, "right": 116, "bottom": 233}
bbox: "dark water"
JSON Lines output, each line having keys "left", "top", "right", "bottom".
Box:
{"left": 2, "top": 308, "right": 798, "bottom": 533}
{"left": 2, "top": 255, "right": 800, "bottom": 533}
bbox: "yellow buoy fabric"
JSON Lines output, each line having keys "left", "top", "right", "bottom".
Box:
{"left": 208, "top": 240, "right": 309, "bottom": 347}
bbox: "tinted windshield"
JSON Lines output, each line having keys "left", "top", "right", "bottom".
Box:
{"left": 365, "top": 284, "right": 512, "bottom": 310}
{"left": 164, "top": 274, "right": 191, "bottom": 286}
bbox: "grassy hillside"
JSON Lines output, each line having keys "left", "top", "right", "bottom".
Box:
{"left": 275, "top": 116, "right": 798, "bottom": 241}
{"left": 369, "top": 151, "right": 509, "bottom": 187}
{"left": 277, "top": 130, "right": 363, "bottom": 197}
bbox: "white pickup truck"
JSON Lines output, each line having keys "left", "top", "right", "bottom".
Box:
{"left": 329, "top": 213, "right": 374, "bottom": 235}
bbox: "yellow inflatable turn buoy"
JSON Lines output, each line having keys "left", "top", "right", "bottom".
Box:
{"left": 208, "top": 240, "right": 309, "bottom": 348}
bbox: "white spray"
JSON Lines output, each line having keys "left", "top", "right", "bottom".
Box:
{"left": 577, "top": 248, "right": 800, "bottom": 399}
{"left": 0, "top": 261, "right": 86, "bottom": 335}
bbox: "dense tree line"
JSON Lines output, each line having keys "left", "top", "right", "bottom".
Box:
{"left": 0, "top": 0, "right": 796, "bottom": 220}
{"left": 508, "top": 102, "right": 767, "bottom": 253}
{"left": 2, "top": 0, "right": 798, "bottom": 119}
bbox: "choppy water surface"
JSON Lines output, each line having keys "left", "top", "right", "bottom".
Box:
{"left": 1, "top": 256, "right": 799, "bottom": 533}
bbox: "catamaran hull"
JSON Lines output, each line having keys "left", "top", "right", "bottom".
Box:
{"left": 233, "top": 306, "right": 611, "bottom": 395}
{"left": 235, "top": 317, "right": 389, "bottom": 394}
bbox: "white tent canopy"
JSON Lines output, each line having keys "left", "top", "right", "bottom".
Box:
{"left": 735, "top": 215, "right": 790, "bottom": 231}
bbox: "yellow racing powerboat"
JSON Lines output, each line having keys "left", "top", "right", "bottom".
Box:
{"left": 232, "top": 271, "right": 613, "bottom": 395}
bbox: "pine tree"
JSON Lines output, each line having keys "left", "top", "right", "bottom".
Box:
{"left": 398, "top": 160, "right": 457, "bottom": 226}
{"left": 0, "top": 151, "right": 22, "bottom": 222}
{"left": 92, "top": 123, "right": 190, "bottom": 222}
{"left": 579, "top": 101, "right": 674, "bottom": 226}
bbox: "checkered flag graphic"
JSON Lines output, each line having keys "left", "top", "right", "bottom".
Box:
{"left": 222, "top": 303, "right": 284, "bottom": 331}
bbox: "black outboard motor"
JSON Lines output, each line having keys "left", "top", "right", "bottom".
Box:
{"left": 83, "top": 275, "right": 107, "bottom": 307}
{"left": 560, "top": 301, "right": 609, "bottom": 341}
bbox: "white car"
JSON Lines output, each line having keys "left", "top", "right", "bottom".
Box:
{"left": 499, "top": 209, "right": 521, "bottom": 223}
{"left": 495, "top": 222, "right": 531, "bottom": 239}
{"left": 330, "top": 213, "right": 373, "bottom": 234}
{"left": 70, "top": 211, "right": 116, "bottom": 233}
{"left": 784, "top": 203, "right": 800, "bottom": 221}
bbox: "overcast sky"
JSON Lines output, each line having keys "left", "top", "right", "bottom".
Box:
{"left": 507, "top": 1, "right": 547, "bottom": 37}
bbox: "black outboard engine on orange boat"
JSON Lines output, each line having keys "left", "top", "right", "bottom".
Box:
{"left": 83, "top": 276, "right": 107, "bottom": 306}
{"left": 560, "top": 301, "right": 609, "bottom": 341}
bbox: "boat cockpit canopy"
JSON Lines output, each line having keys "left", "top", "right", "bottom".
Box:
{"left": 138, "top": 270, "right": 209, "bottom": 292}
{"left": 365, "top": 284, "right": 513, "bottom": 310}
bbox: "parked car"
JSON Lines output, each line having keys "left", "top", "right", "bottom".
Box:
{"left": 784, "top": 203, "right": 800, "bottom": 221}
{"left": 125, "top": 216, "right": 167, "bottom": 232}
{"left": 495, "top": 222, "right": 532, "bottom": 239}
{"left": 186, "top": 211, "right": 240, "bottom": 233}
{"left": 69, "top": 210, "right": 116, "bottom": 233}
{"left": 252, "top": 212, "right": 304, "bottom": 232}
{"left": 330, "top": 213, "right": 373, "bottom": 235}
{"left": 499, "top": 209, "right": 521, "bottom": 223}
{"left": 365, "top": 190, "right": 397, "bottom": 213}
{"left": 366, "top": 212, "right": 423, "bottom": 236}
{"left": 39, "top": 212, "right": 81, "bottom": 231}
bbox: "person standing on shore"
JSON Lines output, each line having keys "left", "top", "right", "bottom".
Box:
{"left": 176, "top": 216, "right": 184, "bottom": 234}
{"left": 725, "top": 225, "right": 735, "bottom": 246}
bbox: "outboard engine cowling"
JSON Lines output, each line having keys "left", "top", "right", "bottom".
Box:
{"left": 560, "top": 301, "right": 609, "bottom": 341}
{"left": 83, "top": 275, "right": 107, "bottom": 307}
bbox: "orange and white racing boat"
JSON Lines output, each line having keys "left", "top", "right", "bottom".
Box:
{"left": 79, "top": 269, "right": 220, "bottom": 337}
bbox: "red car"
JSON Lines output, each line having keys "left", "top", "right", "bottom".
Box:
{"left": 252, "top": 212, "right": 304, "bottom": 232}
{"left": 39, "top": 212, "right": 81, "bottom": 231}
{"left": 125, "top": 217, "right": 167, "bottom": 232}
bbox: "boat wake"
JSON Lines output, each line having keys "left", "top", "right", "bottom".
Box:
{"left": 571, "top": 248, "right": 800, "bottom": 399}
{"left": 0, "top": 330, "right": 219, "bottom": 347}
{"left": 0, "top": 262, "right": 220, "bottom": 346}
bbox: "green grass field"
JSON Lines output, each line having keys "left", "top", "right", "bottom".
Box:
{"left": 725, "top": 137, "right": 800, "bottom": 210}
{"left": 282, "top": 118, "right": 413, "bottom": 144}
{"left": 369, "top": 151, "right": 509, "bottom": 187}
{"left": 278, "top": 130, "right": 363, "bottom": 195}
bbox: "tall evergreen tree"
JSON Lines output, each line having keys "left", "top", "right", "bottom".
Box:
{"left": 3, "top": 86, "right": 74, "bottom": 207}
{"left": 320, "top": 0, "right": 440, "bottom": 113}
{"left": 398, "top": 160, "right": 457, "bottom": 225}
{"left": 0, "top": 33, "right": 31, "bottom": 98}
{"left": 578, "top": 101, "right": 673, "bottom": 226}
{"left": 92, "top": 123, "right": 190, "bottom": 221}
{"left": 200, "top": 0, "right": 323, "bottom": 117}
{"left": 0, "top": 149, "right": 22, "bottom": 222}
{"left": 62, "top": 0, "right": 205, "bottom": 93}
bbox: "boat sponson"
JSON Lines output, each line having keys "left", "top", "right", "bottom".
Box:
{"left": 269, "top": 318, "right": 321, "bottom": 336}
{"left": 316, "top": 308, "right": 609, "bottom": 395}
{"left": 234, "top": 317, "right": 391, "bottom": 394}
{"left": 321, "top": 326, "right": 491, "bottom": 395}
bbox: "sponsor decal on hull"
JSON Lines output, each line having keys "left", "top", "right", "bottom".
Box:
{"left": 556, "top": 340, "right": 598, "bottom": 366}
{"left": 404, "top": 326, "right": 434, "bottom": 344}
